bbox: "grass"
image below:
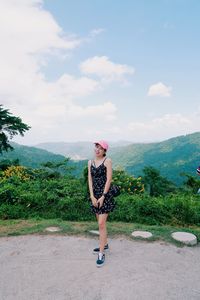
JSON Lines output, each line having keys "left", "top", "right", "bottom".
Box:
{"left": 0, "top": 218, "right": 200, "bottom": 247}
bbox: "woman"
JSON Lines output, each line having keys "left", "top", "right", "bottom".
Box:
{"left": 197, "top": 166, "right": 200, "bottom": 175}
{"left": 88, "top": 140, "right": 115, "bottom": 267}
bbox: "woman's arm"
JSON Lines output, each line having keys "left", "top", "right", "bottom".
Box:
{"left": 97, "top": 158, "right": 112, "bottom": 208}
{"left": 88, "top": 160, "right": 98, "bottom": 207}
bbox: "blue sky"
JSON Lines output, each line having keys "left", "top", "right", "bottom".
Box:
{"left": 1, "top": 0, "right": 200, "bottom": 145}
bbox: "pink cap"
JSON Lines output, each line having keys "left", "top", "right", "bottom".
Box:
{"left": 94, "top": 140, "right": 109, "bottom": 151}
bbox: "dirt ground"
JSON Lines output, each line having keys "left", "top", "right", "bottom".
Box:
{"left": 0, "top": 235, "right": 200, "bottom": 300}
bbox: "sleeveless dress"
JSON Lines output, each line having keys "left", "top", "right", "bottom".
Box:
{"left": 89, "top": 158, "right": 116, "bottom": 215}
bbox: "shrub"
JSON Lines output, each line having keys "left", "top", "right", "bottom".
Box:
{"left": 0, "top": 204, "right": 27, "bottom": 219}
{"left": 1, "top": 165, "right": 31, "bottom": 181}
{"left": 112, "top": 169, "right": 144, "bottom": 194}
{"left": 0, "top": 163, "right": 200, "bottom": 226}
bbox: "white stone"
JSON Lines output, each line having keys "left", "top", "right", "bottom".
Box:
{"left": 171, "top": 232, "right": 197, "bottom": 246}
{"left": 89, "top": 230, "right": 99, "bottom": 235}
{"left": 45, "top": 226, "right": 61, "bottom": 232}
{"left": 131, "top": 230, "right": 153, "bottom": 238}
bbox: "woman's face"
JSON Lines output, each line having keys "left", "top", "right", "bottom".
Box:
{"left": 94, "top": 143, "right": 105, "bottom": 158}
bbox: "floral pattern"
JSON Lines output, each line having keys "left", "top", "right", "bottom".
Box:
{"left": 89, "top": 159, "right": 116, "bottom": 214}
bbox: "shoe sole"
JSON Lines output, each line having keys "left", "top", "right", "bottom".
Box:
{"left": 96, "top": 262, "right": 105, "bottom": 267}
{"left": 93, "top": 249, "right": 109, "bottom": 255}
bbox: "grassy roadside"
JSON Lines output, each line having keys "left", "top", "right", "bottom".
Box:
{"left": 0, "top": 218, "right": 200, "bottom": 247}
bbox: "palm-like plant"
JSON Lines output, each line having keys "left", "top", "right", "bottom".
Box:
{"left": 0, "top": 105, "right": 30, "bottom": 153}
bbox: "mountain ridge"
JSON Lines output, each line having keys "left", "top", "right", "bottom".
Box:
{"left": 0, "top": 132, "right": 199, "bottom": 185}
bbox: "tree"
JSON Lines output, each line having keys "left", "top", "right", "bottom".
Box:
{"left": 0, "top": 105, "right": 30, "bottom": 153}
{"left": 182, "top": 174, "right": 200, "bottom": 194}
{"left": 40, "top": 158, "right": 75, "bottom": 178}
{"left": 0, "top": 158, "right": 19, "bottom": 171}
{"left": 142, "top": 166, "right": 176, "bottom": 196}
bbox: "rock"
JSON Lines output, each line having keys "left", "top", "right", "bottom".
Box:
{"left": 89, "top": 230, "right": 99, "bottom": 235}
{"left": 45, "top": 226, "right": 61, "bottom": 232}
{"left": 131, "top": 230, "right": 153, "bottom": 239}
{"left": 171, "top": 232, "right": 197, "bottom": 246}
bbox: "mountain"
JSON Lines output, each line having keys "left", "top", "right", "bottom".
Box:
{"left": 35, "top": 141, "right": 92, "bottom": 160}
{"left": 34, "top": 140, "right": 132, "bottom": 160}
{"left": 0, "top": 142, "right": 66, "bottom": 168}
{"left": 110, "top": 132, "right": 200, "bottom": 185}
{"left": 0, "top": 142, "right": 87, "bottom": 177}
{"left": 1, "top": 132, "right": 199, "bottom": 185}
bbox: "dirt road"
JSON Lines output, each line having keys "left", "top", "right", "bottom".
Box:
{"left": 0, "top": 235, "right": 199, "bottom": 300}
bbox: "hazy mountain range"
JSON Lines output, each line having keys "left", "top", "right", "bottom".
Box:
{"left": 110, "top": 132, "right": 200, "bottom": 184}
{"left": 35, "top": 140, "right": 132, "bottom": 160}
{"left": 1, "top": 132, "right": 199, "bottom": 185}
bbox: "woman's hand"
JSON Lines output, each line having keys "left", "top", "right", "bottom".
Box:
{"left": 91, "top": 196, "right": 98, "bottom": 207}
{"left": 97, "top": 196, "right": 105, "bottom": 208}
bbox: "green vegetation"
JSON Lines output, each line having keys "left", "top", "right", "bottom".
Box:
{"left": 111, "top": 132, "right": 200, "bottom": 185}
{"left": 1, "top": 142, "right": 87, "bottom": 176}
{"left": 142, "top": 166, "right": 176, "bottom": 196}
{"left": 0, "top": 158, "right": 200, "bottom": 228}
{"left": 1, "top": 111, "right": 200, "bottom": 236}
{"left": 1, "top": 131, "right": 199, "bottom": 185}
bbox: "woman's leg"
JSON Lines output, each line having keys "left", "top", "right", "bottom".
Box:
{"left": 95, "top": 214, "right": 108, "bottom": 248}
{"left": 98, "top": 213, "right": 109, "bottom": 253}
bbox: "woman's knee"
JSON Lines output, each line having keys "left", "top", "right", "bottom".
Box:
{"left": 98, "top": 221, "right": 106, "bottom": 230}
{"left": 98, "top": 217, "right": 107, "bottom": 230}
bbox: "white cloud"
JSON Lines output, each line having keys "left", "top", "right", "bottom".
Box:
{"left": 0, "top": 1, "right": 80, "bottom": 55}
{"left": 80, "top": 56, "right": 135, "bottom": 83}
{"left": 85, "top": 125, "right": 122, "bottom": 141}
{"left": 126, "top": 113, "right": 198, "bottom": 142}
{"left": 0, "top": 0, "right": 82, "bottom": 106}
{"left": 152, "top": 113, "right": 190, "bottom": 126}
{"left": 66, "top": 101, "right": 117, "bottom": 120}
{"left": 128, "top": 113, "right": 190, "bottom": 134}
{"left": 148, "top": 82, "right": 172, "bottom": 97}
{"left": 51, "top": 74, "right": 100, "bottom": 100}
{"left": 89, "top": 28, "right": 105, "bottom": 37}
{"left": 3, "top": 1, "right": 197, "bottom": 146}
{"left": 0, "top": 0, "right": 120, "bottom": 144}
{"left": 128, "top": 122, "right": 152, "bottom": 131}
{"left": 78, "top": 112, "right": 198, "bottom": 143}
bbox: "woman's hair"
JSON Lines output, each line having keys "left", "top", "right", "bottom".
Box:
{"left": 103, "top": 150, "right": 106, "bottom": 157}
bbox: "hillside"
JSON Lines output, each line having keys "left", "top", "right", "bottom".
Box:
{"left": 0, "top": 142, "right": 87, "bottom": 177}
{"left": 1, "top": 132, "right": 199, "bottom": 185}
{"left": 110, "top": 132, "right": 200, "bottom": 185}
{"left": 0, "top": 142, "right": 66, "bottom": 168}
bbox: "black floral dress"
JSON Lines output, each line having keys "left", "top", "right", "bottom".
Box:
{"left": 89, "top": 158, "right": 116, "bottom": 215}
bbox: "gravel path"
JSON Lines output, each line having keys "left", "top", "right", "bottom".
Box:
{"left": 0, "top": 235, "right": 200, "bottom": 300}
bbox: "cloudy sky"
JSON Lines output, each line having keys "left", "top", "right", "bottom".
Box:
{"left": 1, "top": 0, "right": 200, "bottom": 145}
